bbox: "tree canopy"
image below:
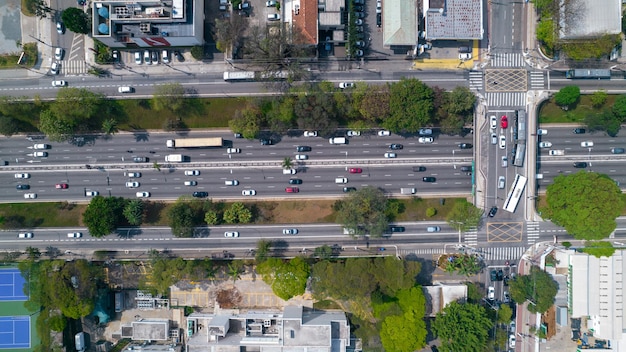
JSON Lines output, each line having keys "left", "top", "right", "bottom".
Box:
{"left": 336, "top": 186, "right": 389, "bottom": 238}
{"left": 553, "top": 85, "right": 580, "bottom": 108}
{"left": 542, "top": 171, "right": 623, "bottom": 240}
{"left": 446, "top": 199, "right": 483, "bottom": 232}
{"left": 380, "top": 287, "right": 427, "bottom": 352}
{"left": 386, "top": 78, "right": 434, "bottom": 133}
{"left": 61, "top": 8, "right": 90, "bottom": 34}
{"left": 256, "top": 257, "right": 310, "bottom": 300}
{"left": 83, "top": 196, "right": 126, "bottom": 237}
{"left": 152, "top": 83, "right": 187, "bottom": 113}
{"left": 433, "top": 301, "right": 493, "bottom": 352}
{"left": 509, "top": 266, "right": 558, "bottom": 314}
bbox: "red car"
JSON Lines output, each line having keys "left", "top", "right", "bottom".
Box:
{"left": 500, "top": 115, "right": 508, "bottom": 129}
{"left": 55, "top": 183, "right": 68, "bottom": 189}
{"left": 349, "top": 168, "right": 362, "bottom": 174}
{"left": 285, "top": 187, "right": 299, "bottom": 193}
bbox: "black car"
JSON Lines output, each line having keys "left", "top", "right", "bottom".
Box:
{"left": 388, "top": 226, "right": 406, "bottom": 233}
{"left": 296, "top": 146, "right": 312, "bottom": 152}
{"left": 460, "top": 166, "right": 472, "bottom": 172}
{"left": 173, "top": 51, "right": 185, "bottom": 62}
{"left": 16, "top": 184, "right": 30, "bottom": 190}
{"left": 133, "top": 156, "right": 149, "bottom": 163}
{"left": 389, "top": 144, "right": 403, "bottom": 150}
{"left": 192, "top": 191, "right": 208, "bottom": 198}
{"left": 503, "top": 275, "right": 510, "bottom": 286}
{"left": 458, "top": 143, "right": 473, "bottom": 149}
{"left": 488, "top": 206, "right": 498, "bottom": 218}
{"left": 490, "top": 270, "right": 497, "bottom": 281}
{"left": 422, "top": 177, "right": 436, "bottom": 182}
{"left": 573, "top": 162, "right": 588, "bottom": 168}
{"left": 260, "top": 139, "right": 273, "bottom": 145}
{"left": 573, "top": 128, "right": 586, "bottom": 134}
{"left": 353, "top": 4, "right": 364, "bottom": 11}
{"left": 343, "top": 187, "right": 357, "bottom": 193}
{"left": 412, "top": 166, "right": 426, "bottom": 172}
{"left": 496, "top": 269, "right": 504, "bottom": 281}
{"left": 376, "top": 13, "right": 382, "bottom": 27}
{"left": 289, "top": 179, "right": 303, "bottom": 184}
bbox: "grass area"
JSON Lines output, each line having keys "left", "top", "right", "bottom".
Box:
{"left": 117, "top": 97, "right": 247, "bottom": 130}
{"left": 0, "top": 197, "right": 463, "bottom": 230}
{"left": 538, "top": 94, "right": 618, "bottom": 124}
{"left": 0, "top": 43, "right": 38, "bottom": 69}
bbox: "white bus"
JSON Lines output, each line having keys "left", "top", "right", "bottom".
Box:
{"left": 503, "top": 174, "right": 527, "bottom": 213}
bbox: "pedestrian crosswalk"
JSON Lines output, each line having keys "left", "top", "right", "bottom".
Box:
{"left": 400, "top": 246, "right": 528, "bottom": 262}
{"left": 465, "top": 227, "right": 478, "bottom": 246}
{"left": 60, "top": 60, "right": 88, "bottom": 75}
{"left": 526, "top": 221, "right": 540, "bottom": 244}
{"left": 468, "top": 71, "right": 484, "bottom": 91}
{"left": 486, "top": 92, "right": 527, "bottom": 108}
{"left": 529, "top": 71, "right": 545, "bottom": 90}
{"left": 490, "top": 52, "right": 525, "bottom": 68}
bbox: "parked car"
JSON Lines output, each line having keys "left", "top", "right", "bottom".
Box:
{"left": 174, "top": 51, "right": 185, "bottom": 62}
{"left": 151, "top": 50, "right": 159, "bottom": 64}
{"left": 266, "top": 0, "right": 277, "bottom": 6}
{"left": 303, "top": 131, "right": 318, "bottom": 137}
{"left": 418, "top": 128, "right": 433, "bottom": 136}
{"left": 376, "top": 13, "right": 381, "bottom": 27}
{"left": 161, "top": 50, "right": 170, "bottom": 64}
{"left": 459, "top": 53, "right": 472, "bottom": 60}
{"left": 135, "top": 51, "right": 142, "bottom": 64}
{"left": 346, "top": 130, "right": 361, "bottom": 137}
{"left": 56, "top": 21, "right": 65, "bottom": 34}
{"left": 54, "top": 47, "right": 64, "bottom": 60}
{"left": 378, "top": 130, "right": 391, "bottom": 136}
{"left": 267, "top": 13, "right": 280, "bottom": 21}
{"left": 50, "top": 62, "right": 60, "bottom": 75}
{"left": 144, "top": 50, "right": 151, "bottom": 65}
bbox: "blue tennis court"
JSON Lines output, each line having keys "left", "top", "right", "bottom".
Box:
{"left": 0, "top": 316, "right": 31, "bottom": 349}
{"left": 0, "top": 268, "right": 28, "bottom": 302}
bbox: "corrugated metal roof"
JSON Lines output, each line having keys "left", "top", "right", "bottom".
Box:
{"left": 383, "top": 0, "right": 417, "bottom": 46}
{"left": 425, "top": 0, "right": 483, "bottom": 40}
{"left": 559, "top": 0, "right": 621, "bottom": 39}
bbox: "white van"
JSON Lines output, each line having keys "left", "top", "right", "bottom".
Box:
{"left": 335, "top": 177, "right": 348, "bottom": 184}
{"left": 118, "top": 86, "right": 134, "bottom": 93}
{"left": 329, "top": 137, "right": 347, "bottom": 145}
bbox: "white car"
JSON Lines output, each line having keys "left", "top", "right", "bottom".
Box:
{"left": 376, "top": 0, "right": 382, "bottom": 13}
{"left": 225, "top": 180, "right": 239, "bottom": 186}
{"left": 51, "top": 80, "right": 66, "bottom": 87}
{"left": 18, "top": 232, "right": 33, "bottom": 239}
{"left": 539, "top": 141, "right": 552, "bottom": 148}
{"left": 134, "top": 51, "right": 142, "bottom": 65}
{"left": 459, "top": 53, "right": 472, "bottom": 60}
{"left": 24, "top": 193, "right": 37, "bottom": 199}
{"left": 54, "top": 47, "right": 64, "bottom": 60}
{"left": 499, "top": 135, "right": 506, "bottom": 149}
{"left": 184, "top": 181, "right": 197, "bottom": 186}
{"left": 581, "top": 141, "right": 594, "bottom": 147}
{"left": 242, "top": 189, "right": 256, "bottom": 196}
{"left": 384, "top": 152, "right": 396, "bottom": 158}
{"left": 377, "top": 130, "right": 391, "bottom": 137}
{"left": 15, "top": 173, "right": 30, "bottom": 179}
{"left": 85, "top": 191, "right": 99, "bottom": 197}
{"left": 136, "top": 192, "right": 150, "bottom": 198}
{"left": 549, "top": 150, "right": 565, "bottom": 156}
{"left": 144, "top": 51, "right": 151, "bottom": 65}
{"left": 303, "top": 131, "right": 318, "bottom": 137}
{"left": 283, "top": 169, "right": 297, "bottom": 175}
{"left": 226, "top": 148, "right": 241, "bottom": 154}
{"left": 537, "top": 129, "right": 548, "bottom": 135}
{"left": 67, "top": 232, "right": 82, "bottom": 238}
{"left": 498, "top": 176, "right": 506, "bottom": 189}
{"left": 161, "top": 50, "right": 170, "bottom": 64}
{"left": 283, "top": 228, "right": 299, "bottom": 235}
{"left": 184, "top": 170, "right": 200, "bottom": 176}
{"left": 488, "top": 286, "right": 495, "bottom": 300}
{"left": 339, "top": 82, "right": 355, "bottom": 89}
{"left": 33, "top": 144, "right": 50, "bottom": 150}
{"left": 267, "top": 13, "right": 281, "bottom": 21}
{"left": 491, "top": 133, "right": 497, "bottom": 145}
{"left": 125, "top": 181, "right": 139, "bottom": 188}
{"left": 50, "top": 62, "right": 60, "bottom": 75}
{"left": 224, "top": 231, "right": 240, "bottom": 238}
{"left": 33, "top": 151, "right": 48, "bottom": 157}
{"left": 127, "top": 172, "right": 141, "bottom": 178}
{"left": 118, "top": 86, "right": 134, "bottom": 93}
{"left": 266, "top": 0, "right": 277, "bottom": 6}
{"left": 346, "top": 130, "right": 361, "bottom": 137}
{"left": 418, "top": 137, "right": 433, "bottom": 144}
{"left": 509, "top": 334, "right": 516, "bottom": 349}
{"left": 490, "top": 115, "right": 497, "bottom": 130}
{"left": 295, "top": 154, "right": 308, "bottom": 160}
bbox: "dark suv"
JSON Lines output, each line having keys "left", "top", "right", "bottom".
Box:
{"left": 192, "top": 191, "right": 208, "bottom": 198}
{"left": 388, "top": 226, "right": 405, "bottom": 233}
{"left": 422, "top": 177, "right": 436, "bottom": 182}
{"left": 412, "top": 166, "right": 426, "bottom": 172}
{"left": 458, "top": 143, "right": 473, "bottom": 149}
{"left": 133, "top": 156, "right": 149, "bottom": 163}
{"left": 389, "top": 144, "right": 403, "bottom": 150}
{"left": 296, "top": 146, "right": 311, "bottom": 152}
{"left": 289, "top": 179, "right": 303, "bottom": 184}
{"left": 488, "top": 206, "right": 498, "bottom": 218}
{"left": 260, "top": 139, "right": 273, "bottom": 145}
{"left": 573, "top": 162, "right": 588, "bottom": 168}
{"left": 16, "top": 184, "right": 30, "bottom": 190}
{"left": 573, "top": 128, "right": 586, "bottom": 134}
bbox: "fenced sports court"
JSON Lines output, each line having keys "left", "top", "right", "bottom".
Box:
{"left": 0, "top": 268, "right": 33, "bottom": 349}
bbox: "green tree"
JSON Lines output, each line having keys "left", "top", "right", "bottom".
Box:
{"left": 590, "top": 91, "right": 608, "bottom": 108}
{"left": 255, "top": 240, "right": 272, "bottom": 263}
{"left": 446, "top": 199, "right": 483, "bottom": 232}
{"left": 336, "top": 186, "right": 389, "bottom": 238}
{"left": 0, "top": 115, "right": 19, "bottom": 136}
{"left": 168, "top": 202, "right": 195, "bottom": 237}
{"left": 61, "top": 8, "right": 90, "bottom": 34}
{"left": 223, "top": 202, "right": 252, "bottom": 224}
{"left": 581, "top": 241, "right": 616, "bottom": 258}
{"left": 257, "top": 257, "right": 310, "bottom": 300}
{"left": 612, "top": 95, "right": 626, "bottom": 120}
{"left": 229, "top": 107, "right": 261, "bottom": 139}
{"left": 38, "top": 110, "right": 75, "bottom": 142}
{"left": 25, "top": 0, "right": 53, "bottom": 18}
{"left": 83, "top": 196, "right": 125, "bottom": 237}
{"left": 357, "top": 85, "right": 391, "bottom": 121}
{"left": 282, "top": 157, "right": 293, "bottom": 170}
{"left": 497, "top": 303, "right": 513, "bottom": 324}
{"left": 584, "top": 110, "right": 621, "bottom": 137}
{"left": 509, "top": 266, "right": 558, "bottom": 314}
{"left": 313, "top": 245, "right": 333, "bottom": 259}
{"left": 204, "top": 210, "right": 220, "bottom": 225}
{"left": 48, "top": 314, "right": 67, "bottom": 332}
{"left": 292, "top": 89, "right": 338, "bottom": 134}
{"left": 102, "top": 118, "right": 118, "bottom": 135}
{"left": 542, "top": 172, "right": 623, "bottom": 240}
{"left": 536, "top": 19, "right": 556, "bottom": 48}
{"left": 151, "top": 83, "right": 186, "bottom": 113}
{"left": 372, "top": 256, "right": 421, "bottom": 296}
{"left": 380, "top": 286, "right": 427, "bottom": 352}
{"left": 227, "top": 260, "right": 244, "bottom": 284}
{"left": 553, "top": 85, "right": 580, "bottom": 108}
{"left": 123, "top": 199, "right": 144, "bottom": 226}
{"left": 433, "top": 302, "right": 493, "bottom": 352}
{"left": 386, "top": 78, "right": 434, "bottom": 133}
{"left": 465, "top": 282, "right": 483, "bottom": 303}
{"left": 444, "top": 86, "right": 476, "bottom": 116}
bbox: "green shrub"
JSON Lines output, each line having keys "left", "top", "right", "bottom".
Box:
{"left": 426, "top": 207, "right": 437, "bottom": 217}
